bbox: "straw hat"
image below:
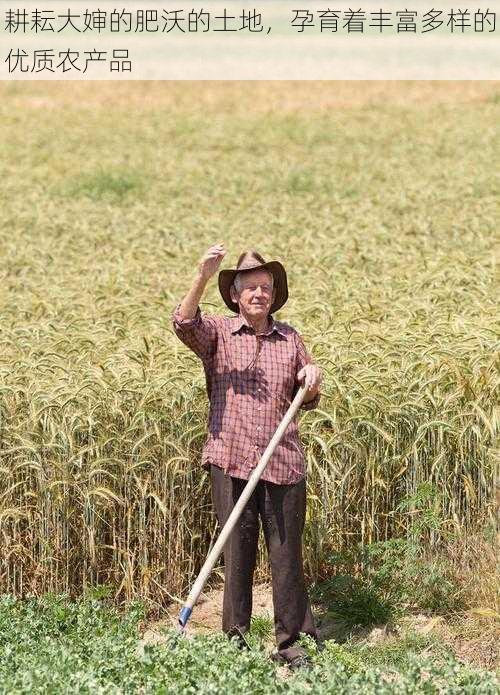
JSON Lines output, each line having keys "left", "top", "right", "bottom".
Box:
{"left": 218, "top": 250, "right": 288, "bottom": 314}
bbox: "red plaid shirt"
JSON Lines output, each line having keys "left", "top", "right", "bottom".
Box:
{"left": 172, "top": 305, "right": 320, "bottom": 485}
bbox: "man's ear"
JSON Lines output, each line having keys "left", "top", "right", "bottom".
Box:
{"left": 230, "top": 285, "right": 238, "bottom": 304}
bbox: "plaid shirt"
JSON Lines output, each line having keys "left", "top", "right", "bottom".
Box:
{"left": 172, "top": 305, "right": 320, "bottom": 485}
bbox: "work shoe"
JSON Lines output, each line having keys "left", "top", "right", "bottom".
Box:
{"left": 228, "top": 626, "right": 251, "bottom": 651}
{"left": 288, "top": 654, "right": 312, "bottom": 671}
{"left": 270, "top": 651, "right": 311, "bottom": 671}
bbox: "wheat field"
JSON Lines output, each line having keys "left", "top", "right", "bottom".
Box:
{"left": 0, "top": 81, "right": 498, "bottom": 608}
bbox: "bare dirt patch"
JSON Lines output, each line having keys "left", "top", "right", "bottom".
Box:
{"left": 142, "top": 582, "right": 353, "bottom": 646}
{"left": 431, "top": 614, "right": 500, "bottom": 671}
{"left": 142, "top": 583, "right": 274, "bottom": 645}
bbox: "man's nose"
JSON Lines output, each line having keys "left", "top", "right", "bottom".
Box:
{"left": 254, "top": 286, "right": 263, "bottom": 297}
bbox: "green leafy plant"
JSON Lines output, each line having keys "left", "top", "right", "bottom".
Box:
{"left": 1, "top": 595, "right": 498, "bottom": 694}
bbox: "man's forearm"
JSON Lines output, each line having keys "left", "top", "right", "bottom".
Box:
{"left": 178, "top": 273, "right": 210, "bottom": 320}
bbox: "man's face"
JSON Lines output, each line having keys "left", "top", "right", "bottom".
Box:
{"left": 231, "top": 269, "right": 276, "bottom": 320}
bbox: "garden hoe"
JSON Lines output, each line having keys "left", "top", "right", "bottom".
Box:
{"left": 177, "top": 384, "right": 308, "bottom": 636}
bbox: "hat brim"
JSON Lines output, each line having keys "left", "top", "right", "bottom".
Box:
{"left": 218, "top": 260, "right": 288, "bottom": 314}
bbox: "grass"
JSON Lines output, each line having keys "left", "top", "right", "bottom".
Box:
{"left": 0, "top": 594, "right": 498, "bottom": 694}
{"left": 0, "top": 81, "right": 498, "bottom": 616}
{"left": 249, "top": 614, "right": 275, "bottom": 645}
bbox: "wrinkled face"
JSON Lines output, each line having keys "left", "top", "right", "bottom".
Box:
{"left": 230, "top": 269, "right": 276, "bottom": 320}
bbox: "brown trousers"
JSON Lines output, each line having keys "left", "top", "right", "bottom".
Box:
{"left": 210, "top": 464, "right": 317, "bottom": 659}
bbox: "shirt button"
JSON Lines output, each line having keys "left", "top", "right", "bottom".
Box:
{"left": 257, "top": 426, "right": 262, "bottom": 431}
{"left": 257, "top": 388, "right": 261, "bottom": 392}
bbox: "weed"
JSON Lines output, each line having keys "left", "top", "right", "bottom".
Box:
{"left": 249, "top": 613, "right": 274, "bottom": 644}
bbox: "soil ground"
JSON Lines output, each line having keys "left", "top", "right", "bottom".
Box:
{"left": 141, "top": 583, "right": 499, "bottom": 672}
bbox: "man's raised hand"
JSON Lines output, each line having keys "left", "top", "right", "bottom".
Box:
{"left": 199, "top": 244, "right": 227, "bottom": 282}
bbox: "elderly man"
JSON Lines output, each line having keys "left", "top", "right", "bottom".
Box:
{"left": 172, "top": 243, "right": 321, "bottom": 668}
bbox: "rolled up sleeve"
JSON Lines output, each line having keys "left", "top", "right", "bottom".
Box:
{"left": 294, "top": 331, "right": 321, "bottom": 411}
{"left": 172, "top": 304, "right": 218, "bottom": 363}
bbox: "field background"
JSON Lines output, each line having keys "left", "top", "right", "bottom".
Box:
{"left": 0, "top": 82, "right": 498, "bottom": 620}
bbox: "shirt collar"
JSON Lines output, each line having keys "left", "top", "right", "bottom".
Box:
{"left": 230, "top": 314, "right": 286, "bottom": 338}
